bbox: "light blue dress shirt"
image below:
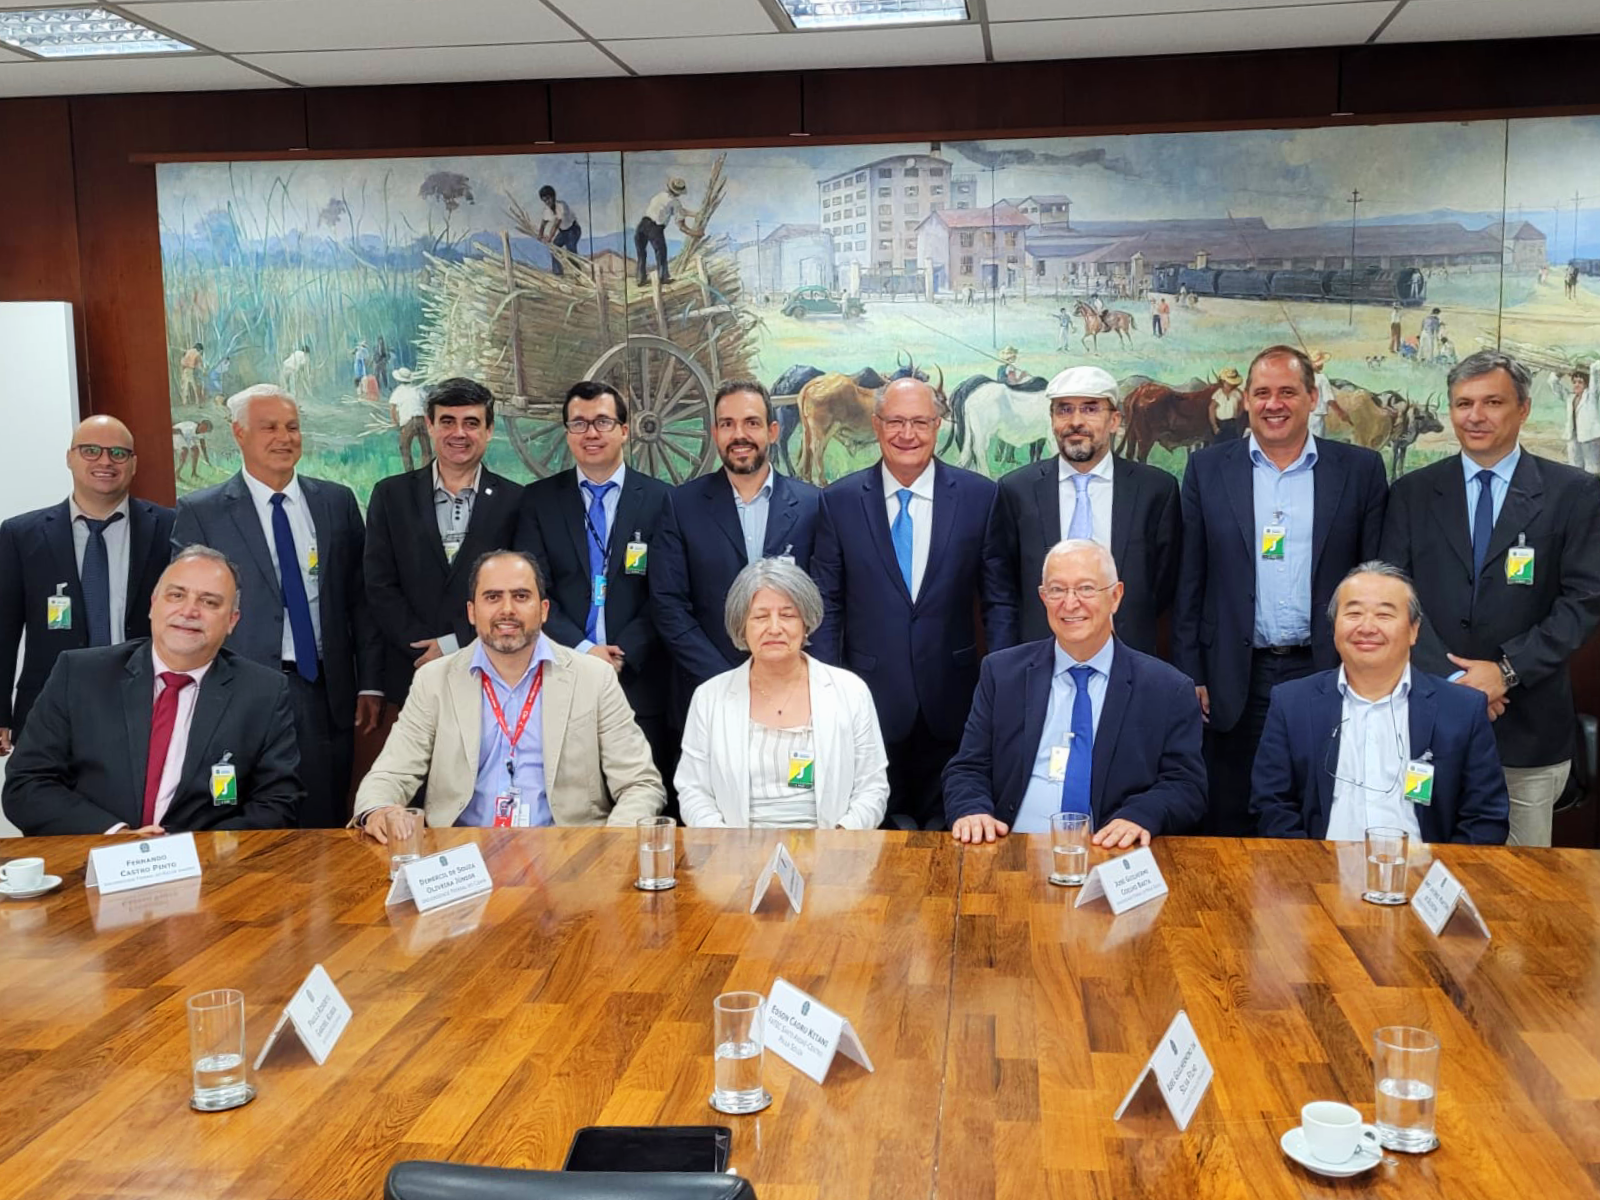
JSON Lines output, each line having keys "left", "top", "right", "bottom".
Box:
{"left": 458, "top": 634, "right": 556, "bottom": 828}
{"left": 1461, "top": 445, "right": 1521, "bottom": 542}
{"left": 575, "top": 462, "right": 627, "bottom": 652}
{"left": 1249, "top": 433, "right": 1318, "bottom": 648}
{"left": 1012, "top": 638, "right": 1116, "bottom": 834}
{"left": 732, "top": 470, "right": 775, "bottom": 564}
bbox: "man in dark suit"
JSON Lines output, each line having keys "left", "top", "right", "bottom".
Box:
{"left": 0, "top": 416, "right": 173, "bottom": 755}
{"left": 3, "top": 546, "right": 302, "bottom": 835}
{"left": 516, "top": 380, "right": 674, "bottom": 787}
{"left": 1173, "top": 345, "right": 1388, "bottom": 835}
{"left": 811, "top": 376, "right": 997, "bottom": 828}
{"left": 1379, "top": 350, "right": 1600, "bottom": 846}
{"left": 172, "top": 385, "right": 383, "bottom": 828}
{"left": 652, "top": 380, "right": 821, "bottom": 705}
{"left": 983, "top": 364, "right": 1179, "bottom": 656}
{"left": 944, "top": 539, "right": 1206, "bottom": 845}
{"left": 1251, "top": 561, "right": 1508, "bottom": 844}
{"left": 365, "top": 377, "right": 522, "bottom": 707}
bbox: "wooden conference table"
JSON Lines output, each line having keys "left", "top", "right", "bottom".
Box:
{"left": 1, "top": 828, "right": 1598, "bottom": 1200}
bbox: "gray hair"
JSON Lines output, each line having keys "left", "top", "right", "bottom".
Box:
{"left": 1447, "top": 350, "right": 1532, "bottom": 409}
{"left": 1327, "top": 560, "right": 1422, "bottom": 625}
{"left": 724, "top": 559, "right": 824, "bottom": 652}
{"left": 167, "top": 544, "right": 243, "bottom": 612}
{"left": 227, "top": 383, "right": 297, "bottom": 426}
{"left": 1041, "top": 538, "right": 1119, "bottom": 586}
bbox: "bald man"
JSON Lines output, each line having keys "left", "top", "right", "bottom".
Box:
{"left": 0, "top": 416, "right": 175, "bottom": 755}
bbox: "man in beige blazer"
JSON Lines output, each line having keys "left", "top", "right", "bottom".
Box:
{"left": 354, "top": 550, "right": 665, "bottom": 840}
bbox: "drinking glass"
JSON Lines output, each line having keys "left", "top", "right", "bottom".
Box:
{"left": 635, "top": 816, "right": 677, "bottom": 891}
{"left": 1374, "top": 1026, "right": 1440, "bottom": 1152}
{"left": 1048, "top": 812, "right": 1091, "bottom": 886}
{"left": 710, "top": 991, "right": 772, "bottom": 1115}
{"left": 1363, "top": 826, "right": 1410, "bottom": 905}
{"left": 389, "top": 807, "right": 427, "bottom": 879}
{"left": 187, "top": 989, "right": 254, "bottom": 1111}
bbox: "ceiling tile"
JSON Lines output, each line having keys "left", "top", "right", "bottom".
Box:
{"left": 550, "top": 0, "right": 779, "bottom": 40}
{"left": 988, "top": 0, "right": 1362, "bottom": 16}
{"left": 990, "top": 2, "right": 1392, "bottom": 60}
{"left": 606, "top": 23, "right": 986, "bottom": 75}
{"left": 0, "top": 53, "right": 284, "bottom": 96}
{"left": 1378, "top": 0, "right": 1600, "bottom": 42}
{"left": 244, "top": 41, "right": 624, "bottom": 87}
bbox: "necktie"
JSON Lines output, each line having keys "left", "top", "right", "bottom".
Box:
{"left": 78, "top": 512, "right": 124, "bottom": 647}
{"left": 1060, "top": 664, "right": 1094, "bottom": 816}
{"left": 1068, "top": 472, "right": 1094, "bottom": 541}
{"left": 269, "top": 493, "right": 319, "bottom": 682}
{"left": 582, "top": 480, "right": 617, "bottom": 643}
{"left": 1471, "top": 468, "right": 1496, "bottom": 580}
{"left": 891, "top": 488, "right": 914, "bottom": 594}
{"left": 142, "top": 671, "right": 194, "bottom": 827}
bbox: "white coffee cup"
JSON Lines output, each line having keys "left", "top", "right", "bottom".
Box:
{"left": 1, "top": 857, "right": 45, "bottom": 891}
{"left": 1301, "top": 1100, "right": 1367, "bottom": 1162}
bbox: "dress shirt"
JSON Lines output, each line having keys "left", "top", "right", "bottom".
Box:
{"left": 1249, "top": 433, "right": 1318, "bottom": 648}
{"left": 1324, "top": 665, "right": 1420, "bottom": 842}
{"left": 731, "top": 470, "right": 775, "bottom": 565}
{"left": 1057, "top": 453, "right": 1115, "bottom": 550}
{"left": 136, "top": 647, "right": 212, "bottom": 831}
{"left": 1013, "top": 638, "right": 1116, "bottom": 834}
{"left": 574, "top": 462, "right": 627, "bottom": 653}
{"left": 882, "top": 460, "right": 935, "bottom": 600}
{"left": 390, "top": 385, "right": 426, "bottom": 423}
{"left": 240, "top": 470, "right": 323, "bottom": 662}
{"left": 69, "top": 495, "right": 131, "bottom": 643}
{"left": 460, "top": 634, "right": 556, "bottom": 828}
{"left": 431, "top": 462, "right": 483, "bottom": 655}
{"left": 1461, "top": 445, "right": 1522, "bottom": 542}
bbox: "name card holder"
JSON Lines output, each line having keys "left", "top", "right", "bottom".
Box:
{"left": 1074, "top": 846, "right": 1169, "bottom": 914}
{"left": 254, "top": 964, "right": 352, "bottom": 1069}
{"left": 385, "top": 843, "right": 493, "bottom": 913}
{"left": 85, "top": 831, "right": 203, "bottom": 896}
{"left": 1411, "top": 859, "right": 1490, "bottom": 939}
{"left": 764, "top": 977, "right": 874, "bottom": 1085}
{"left": 1113, "top": 1009, "right": 1215, "bottom": 1131}
{"left": 750, "top": 842, "right": 805, "bottom": 915}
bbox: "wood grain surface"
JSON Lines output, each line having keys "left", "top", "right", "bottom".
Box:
{"left": 0, "top": 830, "right": 1596, "bottom": 1199}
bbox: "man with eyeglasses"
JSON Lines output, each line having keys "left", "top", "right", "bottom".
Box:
{"left": 810, "top": 376, "right": 998, "bottom": 829}
{"left": 983, "top": 364, "right": 1179, "bottom": 657}
{"left": 944, "top": 539, "right": 1206, "bottom": 844}
{"left": 1251, "top": 562, "right": 1507, "bottom": 844}
{"left": 0, "top": 416, "right": 174, "bottom": 756}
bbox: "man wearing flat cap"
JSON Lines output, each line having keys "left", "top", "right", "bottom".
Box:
{"left": 983, "top": 364, "right": 1180, "bottom": 656}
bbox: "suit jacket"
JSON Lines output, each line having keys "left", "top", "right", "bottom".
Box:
{"left": 810, "top": 459, "right": 997, "bottom": 744}
{"left": 365, "top": 464, "right": 523, "bottom": 704}
{"left": 1379, "top": 451, "right": 1600, "bottom": 766}
{"left": 982, "top": 455, "right": 1180, "bottom": 656}
{"left": 0, "top": 497, "right": 174, "bottom": 733}
{"left": 1250, "top": 668, "right": 1509, "bottom": 844}
{"left": 651, "top": 469, "right": 822, "bottom": 691}
{"left": 675, "top": 655, "right": 889, "bottom": 829}
{"left": 1173, "top": 436, "right": 1388, "bottom": 732}
{"left": 172, "top": 472, "right": 383, "bottom": 727}
{"left": 942, "top": 636, "right": 1207, "bottom": 835}
{"left": 351, "top": 641, "right": 666, "bottom": 827}
{"left": 516, "top": 466, "right": 672, "bottom": 720}
{"left": 2, "top": 642, "right": 301, "bottom": 835}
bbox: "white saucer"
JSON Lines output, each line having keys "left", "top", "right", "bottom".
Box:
{"left": 1280, "top": 1125, "right": 1382, "bottom": 1177}
{"left": 0, "top": 875, "right": 63, "bottom": 901}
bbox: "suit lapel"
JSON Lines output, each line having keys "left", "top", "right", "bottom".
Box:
{"left": 706, "top": 475, "right": 747, "bottom": 559}
{"left": 412, "top": 467, "right": 451, "bottom": 576}
{"left": 863, "top": 464, "right": 910, "bottom": 604}
{"left": 1311, "top": 441, "right": 1347, "bottom": 565}
{"left": 1090, "top": 643, "right": 1132, "bottom": 820}
{"left": 176, "top": 654, "right": 235, "bottom": 798}
{"left": 539, "top": 649, "right": 576, "bottom": 796}
{"left": 562, "top": 469, "right": 595, "bottom": 577}
{"left": 923, "top": 461, "right": 958, "bottom": 604}
{"left": 722, "top": 667, "right": 753, "bottom": 825}
{"left": 1109, "top": 458, "right": 1135, "bottom": 565}
{"left": 1223, "top": 441, "right": 1256, "bottom": 557}
{"left": 122, "top": 647, "right": 155, "bottom": 795}
{"left": 763, "top": 474, "right": 800, "bottom": 557}
{"left": 608, "top": 472, "right": 646, "bottom": 577}
{"left": 42, "top": 501, "right": 80, "bottom": 594}
{"left": 1481, "top": 453, "right": 1544, "bottom": 577}
{"left": 1311, "top": 675, "right": 1342, "bottom": 835}
{"left": 1031, "top": 462, "right": 1061, "bottom": 546}
{"left": 1407, "top": 672, "right": 1437, "bottom": 765}
{"left": 1019, "top": 643, "right": 1053, "bottom": 806}
{"left": 1429, "top": 457, "right": 1474, "bottom": 576}
{"left": 449, "top": 654, "right": 483, "bottom": 786}
{"left": 223, "top": 474, "right": 280, "bottom": 594}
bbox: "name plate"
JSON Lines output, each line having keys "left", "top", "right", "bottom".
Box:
{"left": 1411, "top": 859, "right": 1491, "bottom": 939}
{"left": 1074, "top": 846, "right": 1169, "bottom": 914}
{"left": 1114, "top": 1009, "right": 1215, "bottom": 1131}
{"left": 765, "top": 977, "right": 874, "bottom": 1085}
{"left": 385, "top": 843, "right": 493, "bottom": 913}
{"left": 254, "top": 964, "right": 352, "bottom": 1068}
{"left": 85, "top": 831, "right": 202, "bottom": 895}
{"left": 750, "top": 841, "right": 805, "bottom": 915}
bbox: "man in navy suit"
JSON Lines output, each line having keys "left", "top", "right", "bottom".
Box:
{"left": 1173, "top": 345, "right": 1388, "bottom": 836}
{"left": 1252, "top": 562, "right": 1508, "bottom": 844}
{"left": 0, "top": 416, "right": 174, "bottom": 756}
{"left": 652, "top": 380, "right": 821, "bottom": 707}
{"left": 943, "top": 539, "right": 1206, "bottom": 845}
{"left": 811, "top": 376, "right": 997, "bottom": 828}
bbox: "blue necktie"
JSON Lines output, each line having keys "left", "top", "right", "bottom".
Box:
{"left": 582, "top": 480, "right": 616, "bottom": 643}
{"left": 1060, "top": 664, "right": 1094, "bottom": 815}
{"left": 269, "top": 493, "right": 318, "bottom": 682}
{"left": 78, "top": 512, "right": 122, "bottom": 646}
{"left": 1471, "top": 468, "right": 1496, "bottom": 580}
{"left": 1068, "top": 472, "right": 1094, "bottom": 540}
{"left": 891, "top": 488, "right": 914, "bottom": 594}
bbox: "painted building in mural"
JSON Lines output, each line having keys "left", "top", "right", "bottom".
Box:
{"left": 819, "top": 153, "right": 977, "bottom": 275}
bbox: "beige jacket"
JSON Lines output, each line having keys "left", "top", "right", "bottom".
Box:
{"left": 352, "top": 640, "right": 665, "bottom": 827}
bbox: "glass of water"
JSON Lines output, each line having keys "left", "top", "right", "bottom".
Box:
{"left": 1363, "top": 826, "right": 1410, "bottom": 905}
{"left": 1374, "top": 1026, "right": 1440, "bottom": 1152}
{"left": 389, "top": 807, "right": 427, "bottom": 880}
{"left": 710, "top": 991, "right": 772, "bottom": 1115}
{"left": 1049, "top": 811, "right": 1091, "bottom": 886}
{"left": 635, "top": 816, "right": 677, "bottom": 891}
{"left": 187, "top": 989, "right": 255, "bottom": 1112}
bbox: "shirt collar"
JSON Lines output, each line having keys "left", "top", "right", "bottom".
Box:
{"left": 578, "top": 461, "right": 627, "bottom": 494}
{"left": 433, "top": 461, "right": 483, "bottom": 499}
{"left": 68, "top": 495, "right": 131, "bottom": 523}
{"left": 1054, "top": 635, "right": 1116, "bottom": 680}
{"left": 470, "top": 632, "right": 555, "bottom": 691}
{"left": 1247, "top": 432, "right": 1318, "bottom": 474}
{"left": 1058, "top": 452, "right": 1115, "bottom": 486}
{"left": 241, "top": 468, "right": 303, "bottom": 508}
{"left": 1335, "top": 663, "right": 1412, "bottom": 706}
{"left": 1460, "top": 444, "right": 1521, "bottom": 487}
{"left": 882, "top": 458, "right": 937, "bottom": 501}
{"left": 150, "top": 644, "right": 214, "bottom": 687}
{"left": 729, "top": 470, "right": 774, "bottom": 507}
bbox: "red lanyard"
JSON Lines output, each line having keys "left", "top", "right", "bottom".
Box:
{"left": 480, "top": 662, "right": 544, "bottom": 780}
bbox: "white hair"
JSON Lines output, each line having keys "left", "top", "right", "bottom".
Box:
{"left": 227, "top": 383, "right": 297, "bottom": 426}
{"left": 1041, "top": 538, "right": 1119, "bottom": 586}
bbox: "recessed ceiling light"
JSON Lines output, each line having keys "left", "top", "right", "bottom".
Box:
{"left": 777, "top": 0, "right": 969, "bottom": 31}
{"left": 0, "top": 7, "right": 199, "bottom": 59}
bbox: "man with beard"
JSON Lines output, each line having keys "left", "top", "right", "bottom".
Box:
{"left": 352, "top": 550, "right": 665, "bottom": 837}
{"left": 983, "top": 365, "right": 1180, "bottom": 657}
{"left": 652, "top": 380, "right": 822, "bottom": 712}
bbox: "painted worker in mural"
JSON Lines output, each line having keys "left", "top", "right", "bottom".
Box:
{"left": 1564, "top": 366, "right": 1600, "bottom": 475}
{"left": 179, "top": 343, "right": 204, "bottom": 407}
{"left": 537, "top": 184, "right": 583, "bottom": 276}
{"left": 635, "top": 176, "right": 697, "bottom": 287}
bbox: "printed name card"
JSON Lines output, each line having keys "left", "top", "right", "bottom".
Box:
{"left": 253, "top": 964, "right": 353, "bottom": 1069}
{"left": 750, "top": 841, "right": 805, "bottom": 914}
{"left": 385, "top": 843, "right": 493, "bottom": 913}
{"left": 1114, "top": 1009, "right": 1215, "bottom": 1131}
{"left": 764, "top": 977, "right": 874, "bottom": 1085}
{"left": 1411, "top": 859, "right": 1491, "bottom": 939}
{"left": 85, "top": 831, "right": 202, "bottom": 895}
{"left": 1074, "top": 846, "right": 1169, "bottom": 914}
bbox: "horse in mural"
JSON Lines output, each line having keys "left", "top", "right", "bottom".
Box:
{"left": 1074, "top": 301, "right": 1137, "bottom": 352}
{"left": 942, "top": 373, "right": 1053, "bottom": 473}
{"left": 1116, "top": 374, "right": 1228, "bottom": 461}
{"left": 793, "top": 357, "right": 943, "bottom": 485}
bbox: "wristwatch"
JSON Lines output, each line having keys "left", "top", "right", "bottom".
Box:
{"left": 1498, "top": 655, "right": 1519, "bottom": 689}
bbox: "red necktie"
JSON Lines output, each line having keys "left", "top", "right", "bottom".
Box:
{"left": 142, "top": 672, "right": 194, "bottom": 827}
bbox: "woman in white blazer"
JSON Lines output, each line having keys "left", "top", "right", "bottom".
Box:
{"left": 676, "top": 559, "right": 889, "bottom": 829}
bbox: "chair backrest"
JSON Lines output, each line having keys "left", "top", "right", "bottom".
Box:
{"left": 383, "top": 1162, "right": 757, "bottom": 1200}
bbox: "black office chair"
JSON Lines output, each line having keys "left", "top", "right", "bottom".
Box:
{"left": 1555, "top": 713, "right": 1597, "bottom": 813}
{"left": 384, "top": 1162, "right": 757, "bottom": 1200}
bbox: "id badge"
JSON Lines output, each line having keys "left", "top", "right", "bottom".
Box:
{"left": 624, "top": 541, "right": 648, "bottom": 576}
{"left": 1505, "top": 545, "right": 1534, "bottom": 585}
{"left": 787, "top": 750, "right": 815, "bottom": 790}
{"left": 1047, "top": 743, "right": 1072, "bottom": 784}
{"left": 210, "top": 763, "right": 238, "bottom": 806}
{"left": 492, "top": 794, "right": 515, "bottom": 828}
{"left": 1404, "top": 761, "right": 1436, "bottom": 806}
{"left": 46, "top": 593, "right": 72, "bottom": 631}
{"left": 306, "top": 544, "right": 320, "bottom": 577}
{"left": 1260, "top": 524, "right": 1286, "bottom": 561}
{"left": 593, "top": 572, "right": 608, "bottom": 604}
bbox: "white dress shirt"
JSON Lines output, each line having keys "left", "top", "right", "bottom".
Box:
{"left": 1012, "top": 638, "right": 1116, "bottom": 834}
{"left": 148, "top": 647, "right": 212, "bottom": 829}
{"left": 1058, "top": 453, "right": 1115, "bottom": 549}
{"left": 881, "top": 460, "right": 935, "bottom": 600}
{"left": 240, "top": 470, "right": 322, "bottom": 662}
{"left": 69, "top": 495, "right": 131, "bottom": 643}
{"left": 1324, "top": 665, "right": 1421, "bottom": 842}
{"left": 575, "top": 461, "right": 627, "bottom": 652}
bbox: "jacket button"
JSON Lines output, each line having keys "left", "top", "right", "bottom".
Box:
{"left": 1459, "top": 619, "right": 1470, "bottom": 629}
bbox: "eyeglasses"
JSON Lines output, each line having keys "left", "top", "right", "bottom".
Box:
{"left": 1324, "top": 710, "right": 1407, "bottom": 794}
{"left": 1040, "top": 583, "right": 1117, "bottom": 603}
{"left": 72, "top": 444, "right": 134, "bottom": 463}
{"left": 878, "top": 417, "right": 937, "bottom": 434}
{"left": 566, "top": 416, "right": 620, "bottom": 433}
{"left": 1050, "top": 402, "right": 1111, "bottom": 419}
